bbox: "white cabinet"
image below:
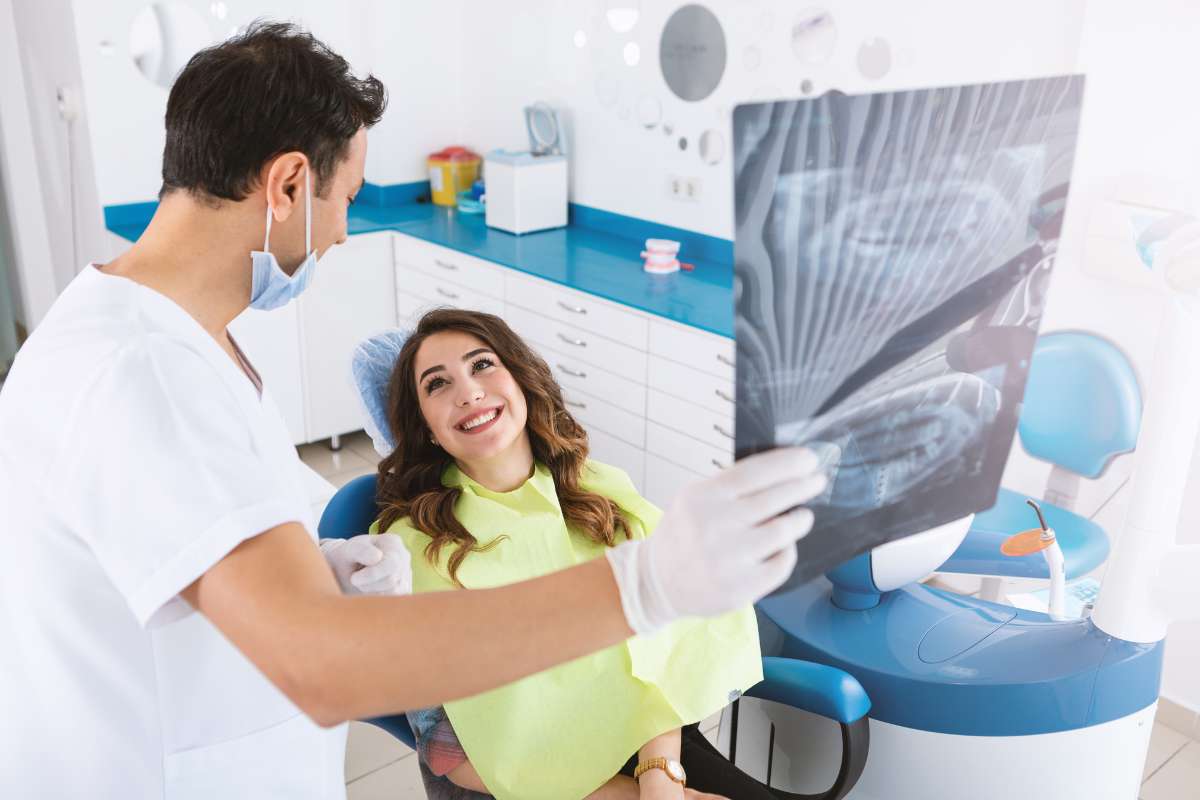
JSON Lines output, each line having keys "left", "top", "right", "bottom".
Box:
{"left": 229, "top": 303, "right": 306, "bottom": 443}
{"left": 298, "top": 231, "right": 396, "bottom": 442}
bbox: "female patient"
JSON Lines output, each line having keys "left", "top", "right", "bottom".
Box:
{"left": 372, "top": 309, "right": 778, "bottom": 800}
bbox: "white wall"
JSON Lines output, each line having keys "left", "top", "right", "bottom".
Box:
{"left": 456, "top": 0, "right": 1087, "bottom": 238}
{"left": 71, "top": 0, "right": 462, "bottom": 204}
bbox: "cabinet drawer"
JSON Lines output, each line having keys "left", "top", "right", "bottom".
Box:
{"left": 647, "top": 354, "right": 734, "bottom": 415}
{"left": 588, "top": 428, "right": 645, "bottom": 492}
{"left": 530, "top": 342, "right": 647, "bottom": 417}
{"left": 648, "top": 319, "right": 734, "bottom": 380}
{"left": 507, "top": 305, "right": 648, "bottom": 382}
{"left": 398, "top": 268, "right": 506, "bottom": 315}
{"left": 563, "top": 387, "right": 646, "bottom": 448}
{"left": 646, "top": 389, "right": 735, "bottom": 452}
{"left": 646, "top": 421, "right": 732, "bottom": 477}
{"left": 396, "top": 290, "right": 503, "bottom": 328}
{"left": 643, "top": 453, "right": 703, "bottom": 509}
{"left": 394, "top": 235, "right": 505, "bottom": 299}
{"left": 506, "top": 274, "right": 648, "bottom": 350}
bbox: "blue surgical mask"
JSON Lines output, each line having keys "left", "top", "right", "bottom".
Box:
{"left": 249, "top": 167, "right": 318, "bottom": 310}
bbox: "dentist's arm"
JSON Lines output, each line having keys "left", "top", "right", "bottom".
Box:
{"left": 182, "top": 448, "right": 825, "bottom": 726}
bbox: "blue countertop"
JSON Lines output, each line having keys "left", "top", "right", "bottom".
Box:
{"left": 107, "top": 196, "right": 736, "bottom": 338}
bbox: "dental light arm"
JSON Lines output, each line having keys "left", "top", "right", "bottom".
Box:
{"left": 1091, "top": 213, "right": 1200, "bottom": 641}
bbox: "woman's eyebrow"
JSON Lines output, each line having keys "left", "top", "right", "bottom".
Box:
{"left": 418, "top": 364, "right": 445, "bottom": 382}
{"left": 418, "top": 350, "right": 492, "bottom": 382}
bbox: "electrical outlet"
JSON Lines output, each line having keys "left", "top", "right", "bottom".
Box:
{"left": 668, "top": 175, "right": 702, "bottom": 202}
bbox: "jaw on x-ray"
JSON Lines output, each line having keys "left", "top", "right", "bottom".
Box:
{"left": 733, "top": 75, "right": 1085, "bottom": 586}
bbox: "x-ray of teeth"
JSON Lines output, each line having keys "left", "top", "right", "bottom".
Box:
{"left": 733, "top": 75, "right": 1085, "bottom": 587}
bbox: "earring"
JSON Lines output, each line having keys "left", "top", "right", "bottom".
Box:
{"left": 430, "top": 436, "right": 439, "bottom": 447}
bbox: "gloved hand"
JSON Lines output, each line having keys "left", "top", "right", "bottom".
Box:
{"left": 605, "top": 447, "right": 826, "bottom": 634}
{"left": 319, "top": 534, "right": 412, "bottom": 595}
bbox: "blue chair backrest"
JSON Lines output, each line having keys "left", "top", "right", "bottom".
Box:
{"left": 1018, "top": 331, "right": 1141, "bottom": 478}
{"left": 317, "top": 474, "right": 380, "bottom": 540}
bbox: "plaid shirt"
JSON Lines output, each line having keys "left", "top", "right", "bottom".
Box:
{"left": 407, "top": 707, "right": 491, "bottom": 799}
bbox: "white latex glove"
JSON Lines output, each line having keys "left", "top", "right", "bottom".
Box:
{"left": 606, "top": 447, "right": 826, "bottom": 634}
{"left": 319, "top": 534, "right": 413, "bottom": 595}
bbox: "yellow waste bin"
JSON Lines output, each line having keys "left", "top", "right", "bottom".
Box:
{"left": 428, "top": 147, "right": 481, "bottom": 207}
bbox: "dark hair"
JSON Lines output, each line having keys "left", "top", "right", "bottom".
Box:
{"left": 375, "top": 309, "right": 633, "bottom": 585}
{"left": 160, "top": 20, "right": 386, "bottom": 202}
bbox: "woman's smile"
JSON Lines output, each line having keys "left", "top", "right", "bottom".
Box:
{"left": 455, "top": 405, "right": 504, "bottom": 434}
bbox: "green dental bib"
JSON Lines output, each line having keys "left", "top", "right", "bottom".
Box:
{"left": 380, "top": 460, "right": 761, "bottom": 800}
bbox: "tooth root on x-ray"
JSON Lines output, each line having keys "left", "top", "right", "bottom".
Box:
{"left": 733, "top": 75, "right": 1085, "bottom": 584}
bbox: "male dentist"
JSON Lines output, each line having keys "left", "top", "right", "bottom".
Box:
{"left": 0, "top": 22, "right": 826, "bottom": 798}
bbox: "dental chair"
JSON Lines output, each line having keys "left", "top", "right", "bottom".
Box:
{"left": 317, "top": 328, "right": 874, "bottom": 799}
{"left": 936, "top": 331, "right": 1141, "bottom": 601}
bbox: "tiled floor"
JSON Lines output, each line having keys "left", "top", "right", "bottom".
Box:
{"left": 308, "top": 432, "right": 1200, "bottom": 799}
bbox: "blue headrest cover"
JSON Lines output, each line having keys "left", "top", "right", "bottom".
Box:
{"left": 351, "top": 329, "right": 410, "bottom": 457}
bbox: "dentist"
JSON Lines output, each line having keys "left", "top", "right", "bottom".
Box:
{"left": 0, "top": 22, "right": 826, "bottom": 799}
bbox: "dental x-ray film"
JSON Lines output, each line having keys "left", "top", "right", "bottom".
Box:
{"left": 733, "top": 75, "right": 1085, "bottom": 587}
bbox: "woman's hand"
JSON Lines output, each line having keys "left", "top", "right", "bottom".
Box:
{"left": 684, "top": 790, "right": 729, "bottom": 800}
{"left": 636, "top": 771, "right": 730, "bottom": 800}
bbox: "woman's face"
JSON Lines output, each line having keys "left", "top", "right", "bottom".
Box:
{"left": 413, "top": 330, "right": 530, "bottom": 466}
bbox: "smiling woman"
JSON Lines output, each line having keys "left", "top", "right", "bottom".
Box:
{"left": 369, "top": 308, "right": 773, "bottom": 800}
{"left": 376, "top": 308, "right": 631, "bottom": 586}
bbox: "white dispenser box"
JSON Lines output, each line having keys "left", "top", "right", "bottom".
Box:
{"left": 484, "top": 150, "right": 568, "bottom": 235}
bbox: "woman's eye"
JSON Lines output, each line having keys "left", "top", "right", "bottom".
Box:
{"left": 424, "top": 377, "right": 446, "bottom": 394}
{"left": 472, "top": 357, "right": 495, "bottom": 373}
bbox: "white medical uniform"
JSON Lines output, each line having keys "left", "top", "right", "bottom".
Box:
{"left": 0, "top": 265, "right": 346, "bottom": 799}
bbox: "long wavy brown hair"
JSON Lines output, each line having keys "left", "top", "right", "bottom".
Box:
{"left": 375, "top": 309, "right": 632, "bottom": 585}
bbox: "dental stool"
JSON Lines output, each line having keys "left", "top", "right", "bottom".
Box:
{"left": 317, "top": 326, "right": 877, "bottom": 799}
{"left": 937, "top": 331, "right": 1141, "bottom": 601}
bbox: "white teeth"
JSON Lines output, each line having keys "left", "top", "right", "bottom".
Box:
{"left": 460, "top": 409, "right": 498, "bottom": 430}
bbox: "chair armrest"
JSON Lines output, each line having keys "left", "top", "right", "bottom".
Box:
{"left": 744, "top": 656, "right": 871, "bottom": 724}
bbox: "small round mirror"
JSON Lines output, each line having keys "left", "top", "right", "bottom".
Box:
{"left": 660, "top": 4, "right": 727, "bottom": 103}
{"left": 857, "top": 37, "right": 893, "bottom": 80}
{"left": 605, "top": 1, "right": 641, "bottom": 34}
{"left": 636, "top": 96, "right": 662, "bottom": 129}
{"left": 791, "top": 8, "right": 836, "bottom": 64}
{"left": 130, "top": 2, "right": 214, "bottom": 89}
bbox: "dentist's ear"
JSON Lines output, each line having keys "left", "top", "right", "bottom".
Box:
{"left": 261, "top": 151, "right": 309, "bottom": 223}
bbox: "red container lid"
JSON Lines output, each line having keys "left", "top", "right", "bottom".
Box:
{"left": 429, "top": 146, "right": 480, "bottom": 163}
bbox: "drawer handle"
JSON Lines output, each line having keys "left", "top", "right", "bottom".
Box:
{"left": 557, "top": 363, "right": 588, "bottom": 379}
{"left": 558, "top": 300, "right": 588, "bottom": 315}
{"left": 714, "top": 388, "right": 735, "bottom": 403}
{"left": 713, "top": 423, "right": 735, "bottom": 440}
{"left": 557, "top": 332, "right": 588, "bottom": 348}
{"left": 565, "top": 399, "right": 588, "bottom": 410}
{"left": 711, "top": 458, "right": 728, "bottom": 470}
{"left": 716, "top": 353, "right": 735, "bottom": 367}
{"left": 436, "top": 287, "right": 460, "bottom": 300}
{"left": 434, "top": 259, "right": 458, "bottom": 271}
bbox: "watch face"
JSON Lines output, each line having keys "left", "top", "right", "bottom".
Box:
{"left": 667, "top": 761, "right": 686, "bottom": 782}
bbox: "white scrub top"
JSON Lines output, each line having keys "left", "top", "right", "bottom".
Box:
{"left": 0, "top": 265, "right": 346, "bottom": 799}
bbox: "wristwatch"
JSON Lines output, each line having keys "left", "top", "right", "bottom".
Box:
{"left": 634, "top": 757, "right": 687, "bottom": 787}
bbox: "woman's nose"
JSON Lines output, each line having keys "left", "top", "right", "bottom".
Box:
{"left": 455, "top": 382, "right": 485, "bottom": 406}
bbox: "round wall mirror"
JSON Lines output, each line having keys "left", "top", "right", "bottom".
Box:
{"left": 791, "top": 9, "right": 837, "bottom": 64}
{"left": 130, "top": 2, "right": 214, "bottom": 89}
{"left": 659, "top": 4, "right": 727, "bottom": 103}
